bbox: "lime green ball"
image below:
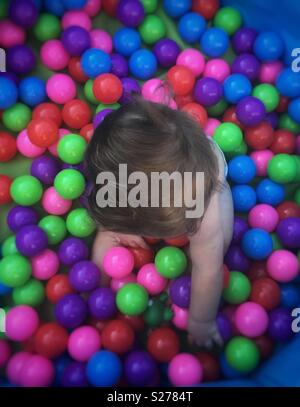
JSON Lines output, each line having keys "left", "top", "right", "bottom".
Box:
{"left": 0, "top": 254, "right": 31, "bottom": 288}
{"left": 58, "top": 134, "right": 87, "bottom": 165}
{"left": 268, "top": 154, "right": 297, "bottom": 184}
{"left": 2, "top": 103, "right": 32, "bottom": 132}
{"left": 96, "top": 103, "right": 120, "bottom": 113}
{"left": 223, "top": 271, "right": 251, "bottom": 304}
{"left": 139, "top": 15, "right": 166, "bottom": 45}
{"left": 155, "top": 247, "right": 187, "bottom": 279}
{"left": 84, "top": 79, "right": 98, "bottom": 104}
{"left": 226, "top": 141, "right": 248, "bottom": 159}
{"left": 1, "top": 236, "right": 18, "bottom": 257}
{"left": 214, "top": 7, "right": 242, "bottom": 35}
{"left": 12, "top": 279, "right": 45, "bottom": 307}
{"left": 10, "top": 175, "right": 43, "bottom": 206}
{"left": 66, "top": 208, "right": 96, "bottom": 237}
{"left": 116, "top": 283, "right": 149, "bottom": 315}
{"left": 141, "top": 0, "right": 158, "bottom": 13}
{"left": 39, "top": 215, "right": 67, "bottom": 245}
{"left": 54, "top": 169, "right": 85, "bottom": 200}
{"left": 279, "top": 113, "right": 300, "bottom": 133}
{"left": 271, "top": 233, "right": 283, "bottom": 250}
{"left": 0, "top": 0, "right": 8, "bottom": 18}
{"left": 34, "top": 13, "right": 61, "bottom": 41}
{"left": 292, "top": 155, "right": 300, "bottom": 183}
{"left": 225, "top": 336, "right": 260, "bottom": 373}
{"left": 206, "top": 99, "right": 228, "bottom": 117}
{"left": 295, "top": 188, "right": 300, "bottom": 205}
{"left": 252, "top": 84, "right": 279, "bottom": 112}
{"left": 213, "top": 123, "right": 243, "bottom": 153}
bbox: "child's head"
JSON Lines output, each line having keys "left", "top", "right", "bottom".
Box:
{"left": 85, "top": 99, "right": 219, "bottom": 238}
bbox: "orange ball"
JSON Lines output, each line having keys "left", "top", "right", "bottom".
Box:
{"left": 27, "top": 118, "right": 58, "bottom": 148}
{"left": 93, "top": 73, "right": 123, "bottom": 104}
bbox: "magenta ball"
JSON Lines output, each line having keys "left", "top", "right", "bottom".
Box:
{"left": 137, "top": 263, "right": 167, "bottom": 295}
{"left": 31, "top": 249, "right": 60, "bottom": 280}
{"left": 168, "top": 353, "right": 203, "bottom": 386}
{"left": 6, "top": 305, "right": 39, "bottom": 342}
{"left": 19, "top": 355, "right": 55, "bottom": 387}
{"left": 267, "top": 250, "right": 299, "bottom": 282}
{"left": 0, "top": 340, "right": 11, "bottom": 368}
{"left": 248, "top": 204, "right": 279, "bottom": 232}
{"left": 235, "top": 301, "right": 269, "bottom": 338}
{"left": 102, "top": 246, "right": 134, "bottom": 278}
{"left": 6, "top": 352, "right": 31, "bottom": 385}
{"left": 68, "top": 326, "right": 101, "bottom": 362}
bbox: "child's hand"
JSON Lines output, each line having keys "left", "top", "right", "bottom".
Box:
{"left": 188, "top": 317, "right": 223, "bottom": 349}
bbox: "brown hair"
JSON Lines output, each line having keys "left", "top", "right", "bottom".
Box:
{"left": 85, "top": 99, "right": 219, "bottom": 238}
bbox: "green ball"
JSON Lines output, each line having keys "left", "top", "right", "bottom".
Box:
{"left": 226, "top": 141, "right": 248, "bottom": 159}
{"left": 66, "top": 208, "right": 96, "bottom": 237}
{"left": 292, "top": 155, "right": 300, "bottom": 183}
{"left": 10, "top": 175, "right": 43, "bottom": 206}
{"left": 33, "top": 13, "right": 61, "bottom": 41}
{"left": 155, "top": 247, "right": 187, "bottom": 279}
{"left": 268, "top": 154, "right": 297, "bottom": 184}
{"left": 84, "top": 79, "right": 98, "bottom": 104}
{"left": 0, "top": 254, "right": 31, "bottom": 288}
{"left": 54, "top": 169, "right": 85, "bottom": 200}
{"left": 213, "top": 123, "right": 243, "bottom": 153}
{"left": 116, "top": 283, "right": 149, "bottom": 315}
{"left": 2, "top": 103, "right": 32, "bottom": 132}
{"left": 295, "top": 188, "right": 300, "bottom": 205}
{"left": 279, "top": 113, "right": 300, "bottom": 134}
{"left": 214, "top": 7, "right": 242, "bottom": 35}
{"left": 139, "top": 15, "right": 166, "bottom": 45}
{"left": 271, "top": 233, "right": 283, "bottom": 250}
{"left": 96, "top": 103, "right": 120, "bottom": 113}
{"left": 223, "top": 271, "right": 251, "bottom": 304}
{"left": 12, "top": 279, "right": 45, "bottom": 307}
{"left": 0, "top": 0, "right": 8, "bottom": 18}
{"left": 39, "top": 215, "right": 67, "bottom": 245}
{"left": 206, "top": 99, "right": 228, "bottom": 117}
{"left": 141, "top": 0, "right": 158, "bottom": 13}
{"left": 225, "top": 336, "right": 260, "bottom": 373}
{"left": 1, "top": 235, "right": 18, "bottom": 257}
{"left": 252, "top": 84, "right": 279, "bottom": 112}
{"left": 58, "top": 134, "right": 87, "bottom": 165}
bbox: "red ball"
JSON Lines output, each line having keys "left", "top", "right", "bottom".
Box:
{"left": 34, "top": 322, "right": 69, "bottom": 359}
{"left": 175, "top": 93, "right": 194, "bottom": 108}
{"left": 46, "top": 274, "right": 75, "bottom": 304}
{"left": 147, "top": 327, "right": 180, "bottom": 363}
{"left": 101, "top": 319, "right": 135, "bottom": 354}
{"left": 245, "top": 122, "right": 274, "bottom": 150}
{"left": 32, "top": 103, "right": 62, "bottom": 127}
{"left": 144, "top": 236, "right": 161, "bottom": 245}
{"left": 164, "top": 234, "right": 189, "bottom": 247}
{"left": 195, "top": 352, "right": 220, "bottom": 381}
{"left": 250, "top": 277, "right": 281, "bottom": 311}
{"left": 93, "top": 73, "right": 123, "bottom": 104}
{"left": 192, "top": 0, "right": 220, "bottom": 20}
{"left": 130, "top": 247, "right": 154, "bottom": 269}
{"left": 276, "top": 96, "right": 289, "bottom": 113}
{"left": 80, "top": 123, "right": 94, "bottom": 142}
{"left": 27, "top": 118, "right": 58, "bottom": 148}
{"left": 102, "top": 0, "right": 119, "bottom": 16}
{"left": 253, "top": 335, "right": 274, "bottom": 360}
{"left": 62, "top": 99, "right": 92, "bottom": 130}
{"left": 0, "top": 131, "right": 17, "bottom": 162}
{"left": 276, "top": 201, "right": 300, "bottom": 220}
{"left": 182, "top": 103, "right": 208, "bottom": 127}
{"left": 0, "top": 174, "right": 12, "bottom": 205}
{"left": 68, "top": 57, "right": 88, "bottom": 84}
{"left": 270, "top": 129, "right": 296, "bottom": 154}
{"left": 166, "top": 65, "right": 195, "bottom": 96}
{"left": 89, "top": 318, "right": 107, "bottom": 333}
{"left": 248, "top": 261, "right": 268, "bottom": 281}
{"left": 223, "top": 106, "right": 244, "bottom": 130}
{"left": 118, "top": 314, "right": 145, "bottom": 332}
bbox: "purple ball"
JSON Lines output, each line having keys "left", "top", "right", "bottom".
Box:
{"left": 232, "top": 216, "right": 249, "bottom": 244}
{"left": 69, "top": 261, "right": 101, "bottom": 292}
{"left": 7, "top": 45, "right": 36, "bottom": 75}
{"left": 31, "top": 155, "right": 61, "bottom": 185}
{"left": 231, "top": 54, "right": 260, "bottom": 81}
{"left": 193, "top": 77, "right": 223, "bottom": 106}
{"left": 7, "top": 206, "right": 39, "bottom": 232}
{"left": 88, "top": 287, "right": 117, "bottom": 320}
{"left": 169, "top": 275, "right": 191, "bottom": 308}
{"left": 124, "top": 350, "right": 157, "bottom": 386}
{"left": 9, "top": 0, "right": 38, "bottom": 29}
{"left": 61, "top": 362, "right": 88, "bottom": 387}
{"left": 232, "top": 28, "right": 257, "bottom": 54}
{"left": 236, "top": 96, "right": 266, "bottom": 126}
{"left": 55, "top": 294, "right": 88, "bottom": 329}
{"left": 216, "top": 313, "right": 232, "bottom": 342}
{"left": 268, "top": 308, "right": 294, "bottom": 341}
{"left": 224, "top": 244, "right": 250, "bottom": 273}
{"left": 111, "top": 53, "right": 129, "bottom": 78}
{"left": 153, "top": 38, "right": 181, "bottom": 68}
{"left": 276, "top": 217, "right": 300, "bottom": 249}
{"left": 117, "top": 0, "right": 145, "bottom": 27}
{"left": 15, "top": 225, "right": 48, "bottom": 257}
{"left": 265, "top": 112, "right": 278, "bottom": 128}
{"left": 119, "top": 77, "right": 141, "bottom": 104}
{"left": 61, "top": 26, "right": 91, "bottom": 56}
{"left": 58, "top": 237, "right": 89, "bottom": 266}
{"left": 93, "top": 109, "right": 113, "bottom": 128}
{"left": 0, "top": 72, "right": 19, "bottom": 84}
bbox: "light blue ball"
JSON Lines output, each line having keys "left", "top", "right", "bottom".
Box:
{"left": 86, "top": 351, "right": 122, "bottom": 387}
{"left": 276, "top": 68, "right": 300, "bottom": 98}
{"left": 0, "top": 77, "right": 18, "bottom": 110}
{"left": 200, "top": 28, "right": 229, "bottom": 57}
{"left": 19, "top": 76, "right": 46, "bottom": 107}
{"left": 254, "top": 31, "right": 284, "bottom": 61}
{"left": 288, "top": 97, "right": 300, "bottom": 123}
{"left": 81, "top": 48, "right": 111, "bottom": 78}
{"left": 0, "top": 282, "right": 12, "bottom": 296}
{"left": 129, "top": 49, "right": 157, "bottom": 80}
{"left": 256, "top": 178, "right": 285, "bottom": 206}
{"left": 241, "top": 228, "right": 273, "bottom": 260}
{"left": 178, "top": 12, "right": 206, "bottom": 43}
{"left": 228, "top": 155, "right": 256, "bottom": 184}
{"left": 232, "top": 185, "right": 257, "bottom": 212}
{"left": 114, "top": 28, "right": 142, "bottom": 57}
{"left": 223, "top": 74, "right": 252, "bottom": 104}
{"left": 163, "top": 0, "right": 192, "bottom": 18}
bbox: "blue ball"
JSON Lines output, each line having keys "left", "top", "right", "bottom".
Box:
{"left": 232, "top": 185, "right": 257, "bottom": 213}
{"left": 0, "top": 77, "right": 18, "bottom": 110}
{"left": 223, "top": 74, "right": 252, "bottom": 104}
{"left": 280, "top": 284, "right": 300, "bottom": 309}
{"left": 44, "top": 0, "right": 65, "bottom": 16}
{"left": 33, "top": 0, "right": 42, "bottom": 10}
{"left": 19, "top": 76, "right": 46, "bottom": 107}
{"left": 86, "top": 351, "right": 122, "bottom": 387}
{"left": 178, "top": 12, "right": 206, "bottom": 43}
{"left": 163, "top": 0, "right": 192, "bottom": 18}
{"left": 54, "top": 355, "right": 72, "bottom": 387}
{"left": 114, "top": 28, "right": 142, "bottom": 57}
{"left": 0, "top": 282, "right": 12, "bottom": 296}
{"left": 220, "top": 353, "right": 245, "bottom": 379}
{"left": 241, "top": 228, "right": 273, "bottom": 260}
{"left": 129, "top": 49, "right": 157, "bottom": 80}
{"left": 200, "top": 28, "right": 229, "bottom": 57}
{"left": 276, "top": 68, "right": 300, "bottom": 98}
{"left": 288, "top": 97, "right": 300, "bottom": 124}
{"left": 81, "top": 48, "right": 111, "bottom": 78}
{"left": 253, "top": 31, "right": 284, "bottom": 61}
{"left": 256, "top": 178, "right": 285, "bottom": 206}
{"left": 228, "top": 155, "right": 256, "bottom": 184}
{"left": 62, "top": 0, "right": 87, "bottom": 9}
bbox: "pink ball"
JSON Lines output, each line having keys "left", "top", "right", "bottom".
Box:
{"left": 0, "top": 340, "right": 11, "bottom": 368}
{"left": 258, "top": 61, "right": 283, "bottom": 84}
{"left": 48, "top": 128, "right": 70, "bottom": 156}
{"left": 204, "top": 59, "right": 231, "bottom": 82}
{"left": 235, "top": 301, "right": 269, "bottom": 338}
{"left": 6, "top": 352, "right": 31, "bottom": 385}
{"left": 267, "top": 250, "right": 299, "bottom": 282}
{"left": 176, "top": 49, "right": 205, "bottom": 77}
{"left": 248, "top": 204, "right": 279, "bottom": 232}
{"left": 17, "top": 129, "right": 46, "bottom": 158}
{"left": 90, "top": 29, "right": 113, "bottom": 54}
{"left": 46, "top": 73, "right": 77, "bottom": 104}
{"left": 42, "top": 186, "right": 72, "bottom": 215}
{"left": 110, "top": 274, "right": 136, "bottom": 292}
{"left": 137, "top": 263, "right": 167, "bottom": 295}
{"left": 168, "top": 353, "right": 203, "bottom": 386}
{"left": 204, "top": 118, "right": 221, "bottom": 136}
{"left": 83, "top": 0, "right": 102, "bottom": 16}
{"left": 19, "top": 355, "right": 54, "bottom": 387}
{"left": 102, "top": 246, "right": 134, "bottom": 278}
{"left": 68, "top": 326, "right": 101, "bottom": 362}
{"left": 250, "top": 149, "right": 274, "bottom": 177}
{"left": 172, "top": 304, "right": 188, "bottom": 330}
{"left": 6, "top": 306, "right": 39, "bottom": 342}
{"left": 62, "top": 11, "right": 92, "bottom": 31}
{"left": 41, "top": 40, "right": 70, "bottom": 71}
{"left": 0, "top": 20, "right": 25, "bottom": 48}
{"left": 31, "top": 249, "right": 60, "bottom": 280}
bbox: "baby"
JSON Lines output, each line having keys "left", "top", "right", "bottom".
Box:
{"left": 85, "top": 99, "right": 234, "bottom": 348}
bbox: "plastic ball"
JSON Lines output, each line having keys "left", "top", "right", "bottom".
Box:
{"left": 235, "top": 302, "right": 269, "bottom": 338}
{"left": 69, "top": 261, "right": 100, "bottom": 292}
{"left": 232, "top": 27, "right": 257, "bottom": 54}
{"left": 232, "top": 185, "right": 257, "bottom": 213}
{"left": 117, "top": 0, "right": 144, "bottom": 27}
{"left": 0, "top": 340, "right": 11, "bottom": 368}
{"left": 68, "top": 56, "right": 89, "bottom": 83}
{"left": 277, "top": 201, "right": 300, "bottom": 220}
{"left": 6, "top": 305, "right": 39, "bottom": 342}
{"left": 203, "top": 58, "right": 230, "bottom": 83}
{"left": 60, "top": 361, "right": 88, "bottom": 387}
{"left": 33, "top": 103, "right": 62, "bottom": 127}
{"left": 248, "top": 204, "right": 279, "bottom": 232}
{"left": 42, "top": 186, "right": 72, "bottom": 215}
{"left": 167, "top": 65, "right": 195, "bottom": 96}
{"left": 129, "top": 49, "right": 157, "bottom": 80}
{"left": 88, "top": 287, "right": 117, "bottom": 319}
{"left": 250, "top": 277, "right": 280, "bottom": 311}
{"left": 254, "top": 31, "right": 284, "bottom": 61}
{"left": 236, "top": 96, "right": 266, "bottom": 126}
{"left": 58, "top": 237, "right": 89, "bottom": 266}
{"left": 6, "top": 206, "right": 38, "bottom": 233}
{"left": 9, "top": 0, "right": 38, "bottom": 29}
{"left": 55, "top": 293, "right": 88, "bottom": 329}
{"left": 228, "top": 155, "right": 256, "bottom": 184}
{"left": 232, "top": 53, "right": 260, "bottom": 81}
{"left": 0, "top": 19, "right": 26, "bottom": 48}
{"left": 81, "top": 48, "right": 111, "bottom": 78}
{"left": 252, "top": 84, "right": 279, "bottom": 113}
{"left": 101, "top": 319, "right": 134, "bottom": 354}
{"left": 27, "top": 119, "right": 58, "bottom": 148}
{"left": 267, "top": 250, "right": 299, "bottom": 282}
{"left": 196, "top": 352, "right": 220, "bottom": 382}
{"left": 192, "top": 0, "right": 219, "bottom": 20}
{"left": 54, "top": 169, "right": 85, "bottom": 200}
{"left": 102, "top": 246, "right": 134, "bottom": 279}
{"left": 15, "top": 225, "right": 48, "bottom": 258}
{"left": 19, "top": 354, "right": 54, "bottom": 387}
{"left": 90, "top": 29, "right": 113, "bottom": 54}
{"left": 0, "top": 175, "right": 12, "bottom": 205}
{"left": 256, "top": 178, "right": 285, "bottom": 206}
{"left": 0, "top": 254, "right": 31, "bottom": 288}
{"left": 200, "top": 27, "right": 229, "bottom": 57}
{"left": 137, "top": 263, "right": 167, "bottom": 295}
{"left": 223, "top": 271, "right": 251, "bottom": 304}
{"left": 177, "top": 48, "right": 205, "bottom": 77}
{"left": 155, "top": 246, "right": 187, "bottom": 279}
{"left": 147, "top": 327, "right": 180, "bottom": 363}
{"left": 178, "top": 12, "right": 206, "bottom": 43}
{"left": 86, "top": 350, "right": 122, "bottom": 387}
{"left": 270, "top": 129, "right": 296, "bottom": 154}
{"left": 46, "top": 74, "right": 76, "bottom": 104}
{"left": 268, "top": 154, "right": 297, "bottom": 184}
{"left": 31, "top": 249, "right": 59, "bottom": 280}
{"left": 40, "top": 39, "right": 70, "bottom": 71}
{"left": 225, "top": 337, "right": 260, "bottom": 373}
{"left": 57, "top": 134, "right": 87, "bottom": 165}
{"left": 66, "top": 208, "right": 95, "bottom": 238}
{"left": 3, "top": 103, "right": 32, "bottom": 133}
{"left": 0, "top": 77, "right": 18, "bottom": 110}
{"left": 61, "top": 26, "right": 91, "bottom": 56}
{"left": 10, "top": 175, "right": 42, "bottom": 207}
{"left": 12, "top": 278, "right": 45, "bottom": 307}
{"left": 241, "top": 228, "right": 273, "bottom": 260}
{"left": 245, "top": 122, "right": 274, "bottom": 151}
{"left": 276, "top": 217, "right": 300, "bottom": 249}
{"left": 139, "top": 14, "right": 166, "bottom": 45}
{"left": 141, "top": 0, "right": 158, "bottom": 14}
{"left": 223, "top": 74, "right": 252, "bottom": 104}
{"left": 31, "top": 155, "right": 60, "bottom": 185}
{"left": 93, "top": 73, "right": 123, "bottom": 104}
{"left": 114, "top": 27, "right": 141, "bottom": 57}
{"left": 214, "top": 6, "right": 242, "bottom": 35}
{"left": 62, "top": 10, "right": 92, "bottom": 30}
{"left": 62, "top": 0, "right": 87, "bottom": 9}
{"left": 34, "top": 322, "right": 68, "bottom": 359}
{"left": 194, "top": 77, "right": 223, "bottom": 106}
{"left": 168, "top": 353, "right": 203, "bottom": 386}
{"left": 169, "top": 275, "right": 191, "bottom": 308}
{"left": 0, "top": 131, "right": 17, "bottom": 162}
{"left": 276, "top": 68, "right": 300, "bottom": 98}
{"left": 124, "top": 350, "right": 157, "bottom": 386}
{"left": 116, "top": 283, "right": 149, "bottom": 315}
{"left": 33, "top": 13, "right": 61, "bottom": 41}
{"left": 163, "top": 0, "right": 191, "bottom": 18}
{"left": 232, "top": 217, "right": 249, "bottom": 244}
{"left": 46, "top": 274, "right": 75, "bottom": 304}
{"left": 224, "top": 244, "right": 250, "bottom": 273}
{"left": 268, "top": 308, "right": 294, "bottom": 341}
{"left": 153, "top": 38, "right": 180, "bottom": 68}
{"left": 68, "top": 326, "right": 101, "bottom": 362}
{"left": 213, "top": 122, "right": 243, "bottom": 152}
